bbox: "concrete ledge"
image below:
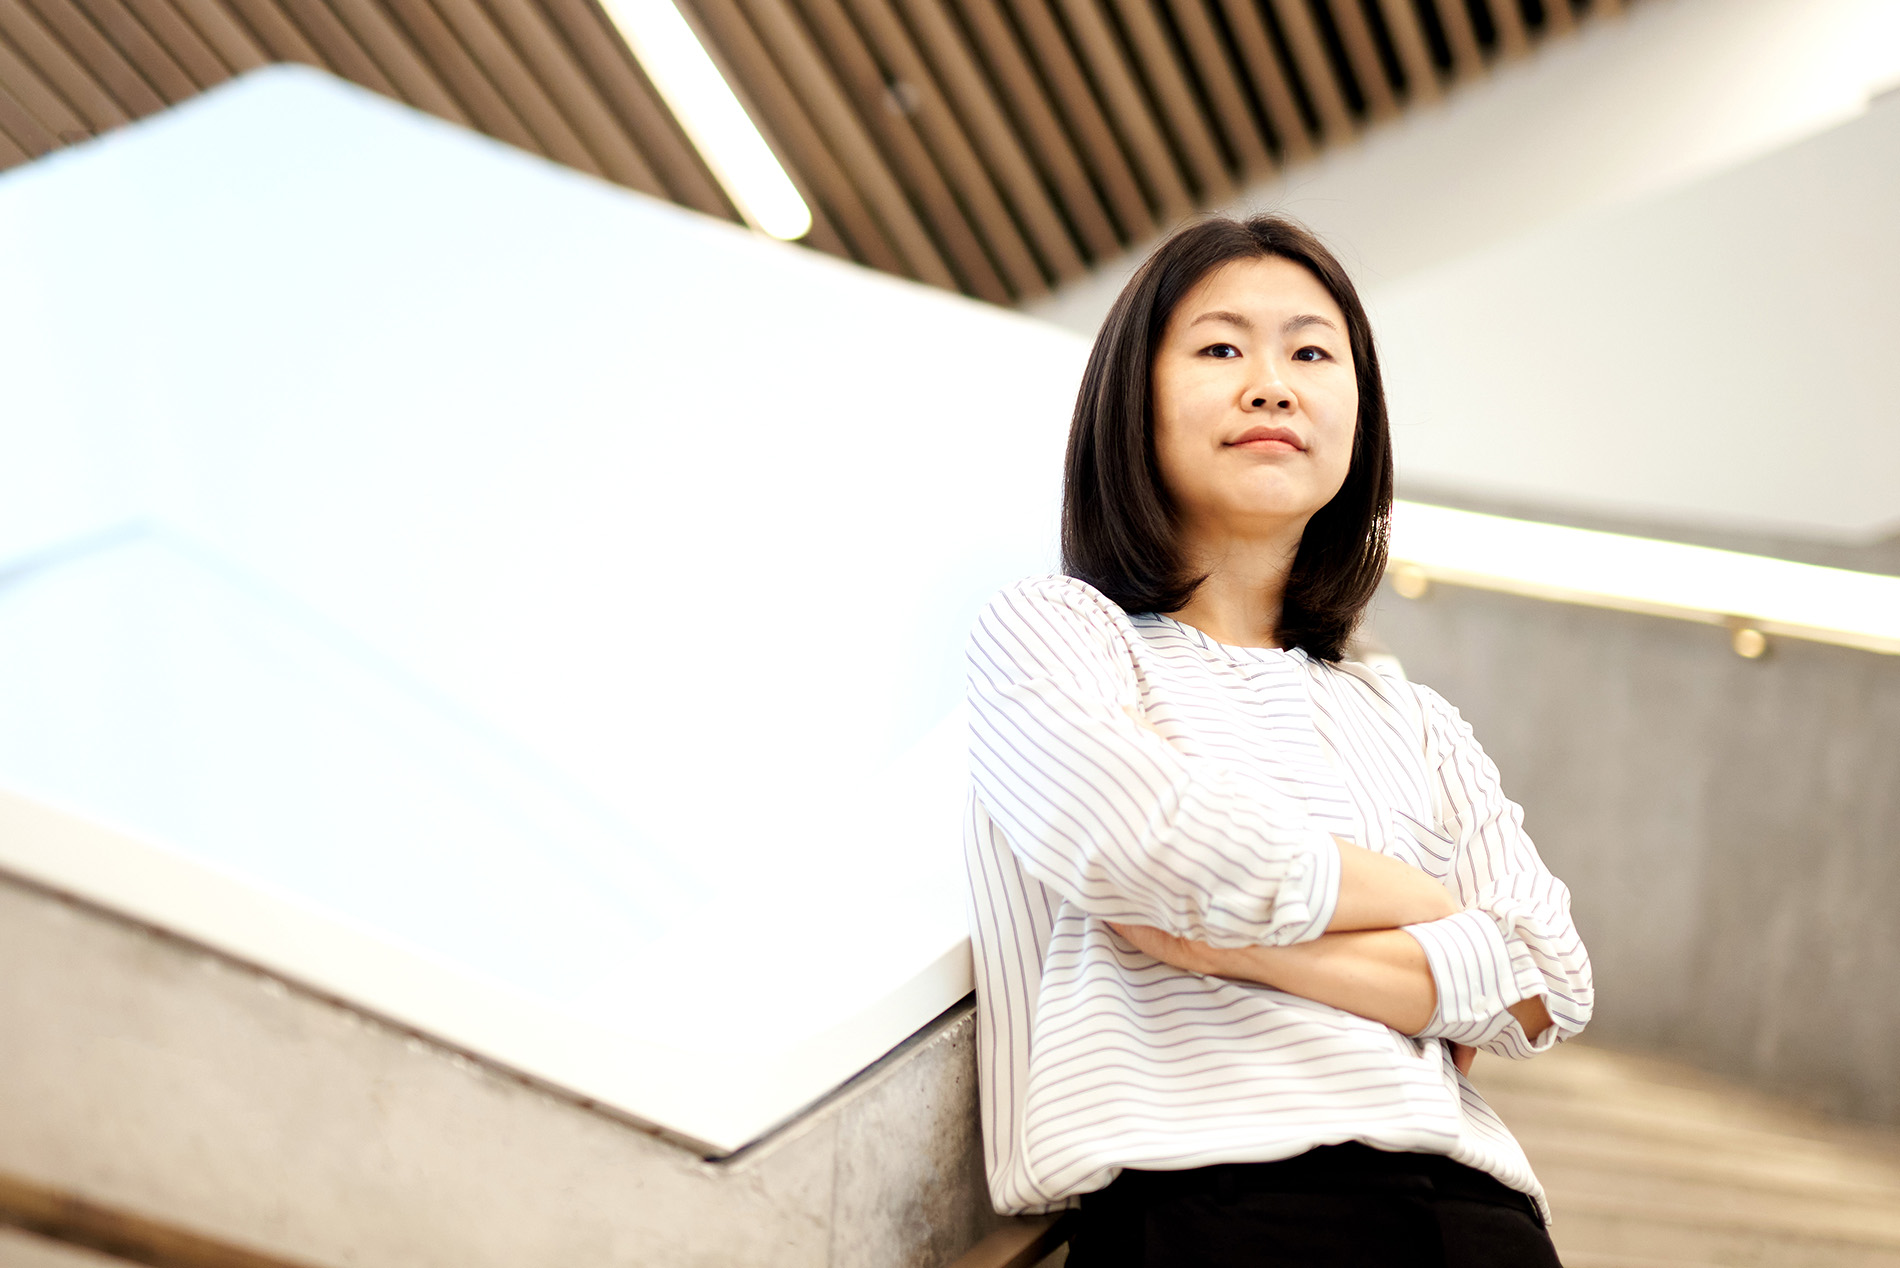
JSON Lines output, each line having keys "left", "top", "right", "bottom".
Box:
{"left": 0, "top": 870, "right": 1003, "bottom": 1267}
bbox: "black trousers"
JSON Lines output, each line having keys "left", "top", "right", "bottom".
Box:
{"left": 1064, "top": 1143, "right": 1564, "bottom": 1268}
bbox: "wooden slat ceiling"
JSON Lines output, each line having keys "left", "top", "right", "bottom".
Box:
{"left": 0, "top": 0, "right": 1625, "bottom": 303}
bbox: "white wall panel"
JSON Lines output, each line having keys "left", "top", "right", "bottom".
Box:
{"left": 1374, "top": 91, "right": 1900, "bottom": 542}
{"left": 0, "top": 66, "right": 1087, "bottom": 1152}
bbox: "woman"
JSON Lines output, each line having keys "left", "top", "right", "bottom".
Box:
{"left": 964, "top": 215, "right": 1592, "bottom": 1266}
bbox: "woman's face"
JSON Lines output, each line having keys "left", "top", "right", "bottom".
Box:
{"left": 1151, "top": 255, "right": 1358, "bottom": 550}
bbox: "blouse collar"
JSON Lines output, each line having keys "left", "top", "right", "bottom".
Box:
{"left": 1143, "top": 613, "right": 1309, "bottom": 665}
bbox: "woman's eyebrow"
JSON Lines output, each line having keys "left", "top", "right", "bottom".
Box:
{"left": 1185, "top": 310, "right": 1338, "bottom": 334}
{"left": 1187, "top": 309, "right": 1252, "bottom": 330}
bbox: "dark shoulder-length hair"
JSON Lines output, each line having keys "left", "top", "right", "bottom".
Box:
{"left": 1060, "top": 214, "right": 1393, "bottom": 662}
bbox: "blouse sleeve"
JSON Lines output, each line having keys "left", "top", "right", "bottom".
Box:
{"left": 1403, "top": 685, "right": 1595, "bottom": 1057}
{"left": 966, "top": 576, "right": 1340, "bottom": 949}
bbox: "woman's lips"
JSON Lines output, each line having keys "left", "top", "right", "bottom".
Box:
{"left": 1227, "top": 425, "right": 1305, "bottom": 451}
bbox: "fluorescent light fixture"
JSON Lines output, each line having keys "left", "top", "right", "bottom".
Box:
{"left": 598, "top": 0, "right": 813, "bottom": 241}
{"left": 1388, "top": 500, "right": 1900, "bottom": 656}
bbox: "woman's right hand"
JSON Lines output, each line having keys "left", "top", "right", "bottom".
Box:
{"left": 1326, "top": 837, "right": 1459, "bottom": 931}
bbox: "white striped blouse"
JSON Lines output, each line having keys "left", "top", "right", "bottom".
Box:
{"left": 964, "top": 574, "right": 1593, "bottom": 1219}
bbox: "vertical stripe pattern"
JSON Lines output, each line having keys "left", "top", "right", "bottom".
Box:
{"left": 964, "top": 575, "right": 1593, "bottom": 1219}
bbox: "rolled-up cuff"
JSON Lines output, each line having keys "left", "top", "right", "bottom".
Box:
{"left": 1403, "top": 909, "right": 1524, "bottom": 1044}
{"left": 1507, "top": 937, "right": 1547, "bottom": 1007}
{"left": 1264, "top": 828, "right": 1341, "bottom": 945}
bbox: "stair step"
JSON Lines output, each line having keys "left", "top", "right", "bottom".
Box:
{"left": 1469, "top": 1044, "right": 1900, "bottom": 1268}
{"left": 1553, "top": 1188, "right": 1900, "bottom": 1252}
{"left": 1502, "top": 1123, "right": 1900, "bottom": 1205}
{"left": 1553, "top": 1208, "right": 1900, "bottom": 1268}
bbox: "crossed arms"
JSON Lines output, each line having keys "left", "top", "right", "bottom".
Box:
{"left": 966, "top": 578, "right": 1590, "bottom": 1067}
{"left": 1110, "top": 837, "right": 1553, "bottom": 1072}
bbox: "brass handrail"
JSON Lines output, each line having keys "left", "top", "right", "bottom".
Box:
{"left": 1387, "top": 501, "right": 1900, "bottom": 657}
{"left": 0, "top": 1169, "right": 327, "bottom": 1268}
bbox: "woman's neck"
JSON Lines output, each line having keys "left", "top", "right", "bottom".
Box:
{"left": 1166, "top": 528, "right": 1302, "bottom": 648}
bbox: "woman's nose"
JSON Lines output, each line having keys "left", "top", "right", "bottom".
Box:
{"left": 1246, "top": 368, "right": 1295, "bottom": 412}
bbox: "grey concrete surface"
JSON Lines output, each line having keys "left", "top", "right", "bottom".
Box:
{"left": 0, "top": 873, "right": 1002, "bottom": 1268}
{"left": 1369, "top": 581, "right": 1900, "bottom": 1126}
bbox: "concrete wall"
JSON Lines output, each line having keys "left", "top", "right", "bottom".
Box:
{"left": 0, "top": 869, "right": 1001, "bottom": 1268}
{"left": 1368, "top": 584, "right": 1900, "bottom": 1127}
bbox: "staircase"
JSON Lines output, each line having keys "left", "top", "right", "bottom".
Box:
{"left": 1472, "top": 1043, "right": 1900, "bottom": 1267}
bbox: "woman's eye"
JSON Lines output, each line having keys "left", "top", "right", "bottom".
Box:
{"left": 1201, "top": 343, "right": 1241, "bottom": 358}
{"left": 1292, "top": 345, "right": 1331, "bottom": 362}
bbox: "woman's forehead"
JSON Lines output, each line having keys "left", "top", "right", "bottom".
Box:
{"left": 1177, "top": 256, "right": 1343, "bottom": 325}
